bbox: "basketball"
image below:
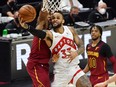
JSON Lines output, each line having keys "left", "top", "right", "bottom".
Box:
{"left": 19, "top": 4, "right": 36, "bottom": 23}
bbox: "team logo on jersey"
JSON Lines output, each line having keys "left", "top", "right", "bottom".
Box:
{"left": 87, "top": 47, "right": 91, "bottom": 50}
{"left": 98, "top": 76, "right": 103, "bottom": 79}
{"left": 95, "top": 47, "right": 99, "bottom": 50}
{"left": 52, "top": 37, "right": 76, "bottom": 54}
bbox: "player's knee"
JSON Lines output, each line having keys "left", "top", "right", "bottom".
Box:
{"left": 76, "top": 75, "right": 92, "bottom": 87}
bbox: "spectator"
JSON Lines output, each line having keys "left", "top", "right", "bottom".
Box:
{"left": 83, "top": 25, "right": 116, "bottom": 87}
{"left": 64, "top": 6, "right": 83, "bottom": 26}
{"left": 2, "top": 0, "right": 18, "bottom": 17}
{"left": 87, "top": 0, "right": 115, "bottom": 23}
{"left": 2, "top": 0, "right": 21, "bottom": 33}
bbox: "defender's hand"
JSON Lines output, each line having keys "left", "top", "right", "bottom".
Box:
{"left": 37, "top": 9, "right": 49, "bottom": 24}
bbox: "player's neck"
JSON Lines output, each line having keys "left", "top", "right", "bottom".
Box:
{"left": 54, "top": 26, "right": 64, "bottom": 34}
{"left": 92, "top": 38, "right": 101, "bottom": 47}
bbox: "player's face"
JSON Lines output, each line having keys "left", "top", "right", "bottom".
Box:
{"left": 51, "top": 12, "right": 64, "bottom": 29}
{"left": 91, "top": 27, "right": 101, "bottom": 41}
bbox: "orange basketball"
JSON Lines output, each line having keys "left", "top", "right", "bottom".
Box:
{"left": 19, "top": 4, "right": 36, "bottom": 23}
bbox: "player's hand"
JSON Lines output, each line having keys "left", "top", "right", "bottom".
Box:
{"left": 18, "top": 15, "right": 29, "bottom": 29}
{"left": 37, "top": 9, "right": 49, "bottom": 24}
{"left": 36, "top": 9, "right": 49, "bottom": 29}
{"left": 94, "top": 82, "right": 106, "bottom": 87}
{"left": 67, "top": 50, "right": 78, "bottom": 63}
{"left": 52, "top": 54, "right": 59, "bottom": 63}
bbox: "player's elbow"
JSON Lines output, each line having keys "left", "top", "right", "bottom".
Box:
{"left": 109, "top": 56, "right": 116, "bottom": 64}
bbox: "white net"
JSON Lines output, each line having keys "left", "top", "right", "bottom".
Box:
{"left": 42, "top": 0, "right": 62, "bottom": 13}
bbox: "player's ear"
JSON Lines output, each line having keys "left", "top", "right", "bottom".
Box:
{"left": 62, "top": 19, "right": 65, "bottom": 24}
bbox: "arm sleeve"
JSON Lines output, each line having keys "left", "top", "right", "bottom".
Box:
{"left": 27, "top": 26, "right": 46, "bottom": 39}
{"left": 101, "top": 44, "right": 116, "bottom": 73}
{"left": 109, "top": 56, "right": 116, "bottom": 73}
{"left": 101, "top": 44, "right": 113, "bottom": 58}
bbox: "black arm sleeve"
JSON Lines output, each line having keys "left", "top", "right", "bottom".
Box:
{"left": 27, "top": 26, "right": 46, "bottom": 39}
{"left": 100, "top": 43, "right": 113, "bottom": 58}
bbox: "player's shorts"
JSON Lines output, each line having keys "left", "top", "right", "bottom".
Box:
{"left": 51, "top": 65, "right": 85, "bottom": 87}
{"left": 90, "top": 72, "right": 109, "bottom": 87}
{"left": 27, "top": 61, "right": 50, "bottom": 87}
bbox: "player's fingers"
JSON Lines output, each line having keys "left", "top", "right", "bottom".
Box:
{"left": 18, "top": 15, "right": 23, "bottom": 23}
{"left": 18, "top": 16, "right": 28, "bottom": 29}
{"left": 52, "top": 54, "right": 59, "bottom": 62}
{"left": 67, "top": 58, "right": 72, "bottom": 63}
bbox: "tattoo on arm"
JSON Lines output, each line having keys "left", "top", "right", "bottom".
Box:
{"left": 70, "top": 27, "right": 85, "bottom": 55}
{"left": 76, "top": 75, "right": 92, "bottom": 87}
{"left": 76, "top": 36, "right": 85, "bottom": 55}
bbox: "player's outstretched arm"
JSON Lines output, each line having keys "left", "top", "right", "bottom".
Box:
{"left": 18, "top": 15, "right": 46, "bottom": 39}
{"left": 36, "top": 10, "right": 49, "bottom": 29}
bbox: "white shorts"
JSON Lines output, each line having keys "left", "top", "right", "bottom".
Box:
{"left": 51, "top": 65, "right": 85, "bottom": 87}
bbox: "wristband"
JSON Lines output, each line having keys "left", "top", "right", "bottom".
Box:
{"left": 27, "top": 26, "right": 46, "bottom": 39}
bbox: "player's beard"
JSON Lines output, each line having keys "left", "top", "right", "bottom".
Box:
{"left": 92, "top": 36, "right": 99, "bottom": 41}
{"left": 52, "top": 23, "right": 62, "bottom": 30}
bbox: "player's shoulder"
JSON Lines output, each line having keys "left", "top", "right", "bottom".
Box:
{"left": 100, "top": 40, "right": 108, "bottom": 45}
{"left": 46, "top": 30, "right": 52, "bottom": 35}
{"left": 46, "top": 30, "right": 53, "bottom": 40}
{"left": 100, "top": 40, "right": 110, "bottom": 48}
{"left": 67, "top": 26, "right": 74, "bottom": 30}
{"left": 66, "top": 26, "right": 76, "bottom": 33}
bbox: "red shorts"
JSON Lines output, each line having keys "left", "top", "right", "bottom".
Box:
{"left": 26, "top": 61, "right": 50, "bottom": 87}
{"left": 90, "top": 73, "right": 109, "bottom": 87}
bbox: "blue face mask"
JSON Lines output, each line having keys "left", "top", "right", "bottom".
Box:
{"left": 72, "top": 14, "right": 78, "bottom": 18}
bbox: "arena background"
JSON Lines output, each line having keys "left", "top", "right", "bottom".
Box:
{"left": 0, "top": 0, "right": 116, "bottom": 87}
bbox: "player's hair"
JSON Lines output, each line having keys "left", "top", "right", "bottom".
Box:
{"left": 70, "top": 6, "right": 79, "bottom": 12}
{"left": 90, "top": 25, "right": 103, "bottom": 36}
{"left": 54, "top": 10, "right": 64, "bottom": 19}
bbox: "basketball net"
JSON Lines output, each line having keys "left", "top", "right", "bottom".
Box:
{"left": 42, "top": 0, "right": 62, "bottom": 13}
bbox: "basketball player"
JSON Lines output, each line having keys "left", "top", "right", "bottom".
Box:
{"left": 26, "top": 10, "right": 51, "bottom": 87}
{"left": 19, "top": 11, "right": 92, "bottom": 87}
{"left": 83, "top": 25, "right": 116, "bottom": 87}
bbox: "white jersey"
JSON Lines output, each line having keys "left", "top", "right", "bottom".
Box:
{"left": 50, "top": 26, "right": 80, "bottom": 69}
{"left": 50, "top": 26, "right": 85, "bottom": 87}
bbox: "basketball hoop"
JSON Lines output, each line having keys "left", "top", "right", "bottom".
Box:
{"left": 42, "top": 0, "right": 62, "bottom": 13}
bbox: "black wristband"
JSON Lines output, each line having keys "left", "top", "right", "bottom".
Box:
{"left": 27, "top": 26, "right": 46, "bottom": 39}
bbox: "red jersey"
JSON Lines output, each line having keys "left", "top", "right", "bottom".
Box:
{"left": 86, "top": 40, "right": 115, "bottom": 86}
{"left": 27, "top": 36, "right": 51, "bottom": 87}
{"left": 86, "top": 40, "right": 111, "bottom": 75}
{"left": 28, "top": 36, "right": 51, "bottom": 64}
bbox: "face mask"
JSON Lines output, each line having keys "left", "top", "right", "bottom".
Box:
{"left": 72, "top": 14, "right": 78, "bottom": 18}
{"left": 98, "top": 8, "right": 106, "bottom": 14}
